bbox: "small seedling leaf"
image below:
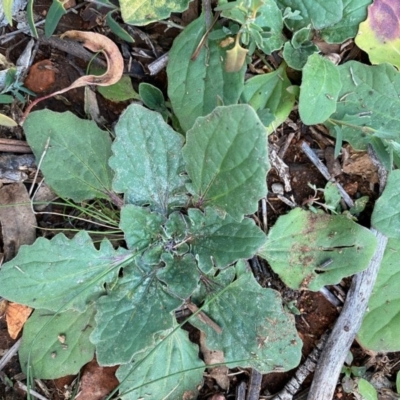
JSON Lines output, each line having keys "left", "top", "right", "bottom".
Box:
{"left": 258, "top": 208, "right": 377, "bottom": 291}
{"left": 110, "top": 104, "right": 187, "bottom": 214}
{"left": 276, "top": 0, "right": 343, "bottom": 31}
{"left": 117, "top": 326, "right": 204, "bottom": 399}
{"left": 299, "top": 53, "right": 342, "bottom": 125}
{"left": 186, "top": 208, "right": 267, "bottom": 273}
{"left": 97, "top": 75, "right": 140, "bottom": 102}
{"left": 282, "top": 40, "right": 319, "bottom": 70}
{"left": 190, "top": 264, "right": 302, "bottom": 373}
{"left": 0, "top": 231, "right": 126, "bottom": 312}
{"left": 24, "top": 110, "right": 113, "bottom": 201}
{"left": 355, "top": 0, "right": 400, "bottom": 69}
{"left": 167, "top": 15, "right": 245, "bottom": 132}
{"left": 357, "top": 378, "right": 378, "bottom": 400}
{"left": 157, "top": 253, "right": 201, "bottom": 300}
{"left": 19, "top": 307, "right": 96, "bottom": 379}
{"left": 254, "top": 0, "right": 285, "bottom": 54}
{"left": 139, "top": 82, "right": 167, "bottom": 113}
{"left": 119, "top": 0, "right": 192, "bottom": 26}
{"left": 120, "top": 205, "right": 166, "bottom": 251}
{"left": 241, "top": 63, "right": 296, "bottom": 134}
{"left": 106, "top": 11, "right": 134, "bottom": 43}
{"left": 182, "top": 105, "right": 269, "bottom": 221}
{"left": 371, "top": 170, "right": 400, "bottom": 238}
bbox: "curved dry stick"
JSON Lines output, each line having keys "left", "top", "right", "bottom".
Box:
{"left": 20, "top": 30, "right": 124, "bottom": 125}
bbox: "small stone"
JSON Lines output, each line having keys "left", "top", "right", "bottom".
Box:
{"left": 271, "top": 182, "right": 284, "bottom": 195}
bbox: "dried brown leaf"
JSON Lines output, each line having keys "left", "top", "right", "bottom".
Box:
{"left": 78, "top": 358, "right": 119, "bottom": 400}
{"left": 59, "top": 30, "right": 124, "bottom": 88}
{"left": 186, "top": 301, "right": 222, "bottom": 334}
{"left": 0, "top": 183, "right": 37, "bottom": 261}
{"left": 199, "top": 331, "right": 230, "bottom": 390}
{"left": 21, "top": 31, "right": 124, "bottom": 124}
{"left": 6, "top": 302, "right": 32, "bottom": 339}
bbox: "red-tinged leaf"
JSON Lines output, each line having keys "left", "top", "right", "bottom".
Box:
{"left": 355, "top": 0, "right": 400, "bottom": 69}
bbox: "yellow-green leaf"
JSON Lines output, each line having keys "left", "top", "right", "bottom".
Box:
{"left": 355, "top": 0, "right": 400, "bottom": 69}
{"left": 225, "top": 40, "right": 248, "bottom": 73}
{"left": 0, "top": 113, "right": 17, "bottom": 127}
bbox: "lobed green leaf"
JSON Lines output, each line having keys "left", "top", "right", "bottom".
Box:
{"left": 358, "top": 238, "right": 400, "bottom": 351}
{"left": 371, "top": 170, "right": 400, "bottom": 238}
{"left": 110, "top": 104, "right": 187, "bottom": 214}
{"left": 19, "top": 307, "right": 96, "bottom": 379}
{"left": 321, "top": 0, "right": 371, "bottom": 44}
{"left": 120, "top": 205, "right": 166, "bottom": 251}
{"left": 183, "top": 104, "right": 269, "bottom": 221}
{"left": 187, "top": 208, "right": 267, "bottom": 273}
{"left": 276, "top": 0, "right": 343, "bottom": 30}
{"left": 0, "top": 231, "right": 126, "bottom": 312}
{"left": 326, "top": 62, "right": 400, "bottom": 150}
{"left": 167, "top": 15, "right": 245, "bottom": 132}
{"left": 299, "top": 53, "right": 342, "bottom": 125}
{"left": 190, "top": 264, "right": 302, "bottom": 373}
{"left": 259, "top": 208, "right": 378, "bottom": 291}
{"left": 157, "top": 253, "right": 200, "bottom": 299}
{"left": 24, "top": 110, "right": 113, "bottom": 201}
{"left": 91, "top": 263, "right": 181, "bottom": 365}
{"left": 117, "top": 326, "right": 204, "bottom": 399}
{"left": 119, "top": 0, "right": 192, "bottom": 26}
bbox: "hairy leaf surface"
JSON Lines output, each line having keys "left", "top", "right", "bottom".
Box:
{"left": 157, "top": 253, "right": 200, "bottom": 299}
{"left": 19, "top": 307, "right": 95, "bottom": 379}
{"left": 190, "top": 264, "right": 302, "bottom": 373}
{"left": 183, "top": 105, "right": 269, "bottom": 221}
{"left": 110, "top": 104, "right": 186, "bottom": 214}
{"left": 254, "top": 0, "right": 286, "bottom": 54}
{"left": 24, "top": 110, "right": 113, "bottom": 201}
{"left": 276, "top": 0, "right": 343, "bottom": 30}
{"left": 371, "top": 170, "right": 400, "bottom": 238}
{"left": 91, "top": 264, "right": 181, "bottom": 365}
{"left": 187, "top": 208, "right": 267, "bottom": 273}
{"left": 258, "top": 208, "right": 377, "bottom": 291}
{"left": 120, "top": 205, "right": 165, "bottom": 251}
{"left": 358, "top": 238, "right": 400, "bottom": 351}
{"left": 282, "top": 41, "right": 319, "bottom": 70}
{"left": 167, "top": 15, "right": 245, "bottom": 132}
{"left": 0, "top": 231, "right": 126, "bottom": 312}
{"left": 117, "top": 326, "right": 204, "bottom": 399}
{"left": 120, "top": 0, "right": 192, "bottom": 26}
{"left": 326, "top": 61, "right": 400, "bottom": 150}
{"left": 321, "top": 0, "right": 372, "bottom": 43}
{"left": 299, "top": 53, "right": 342, "bottom": 125}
